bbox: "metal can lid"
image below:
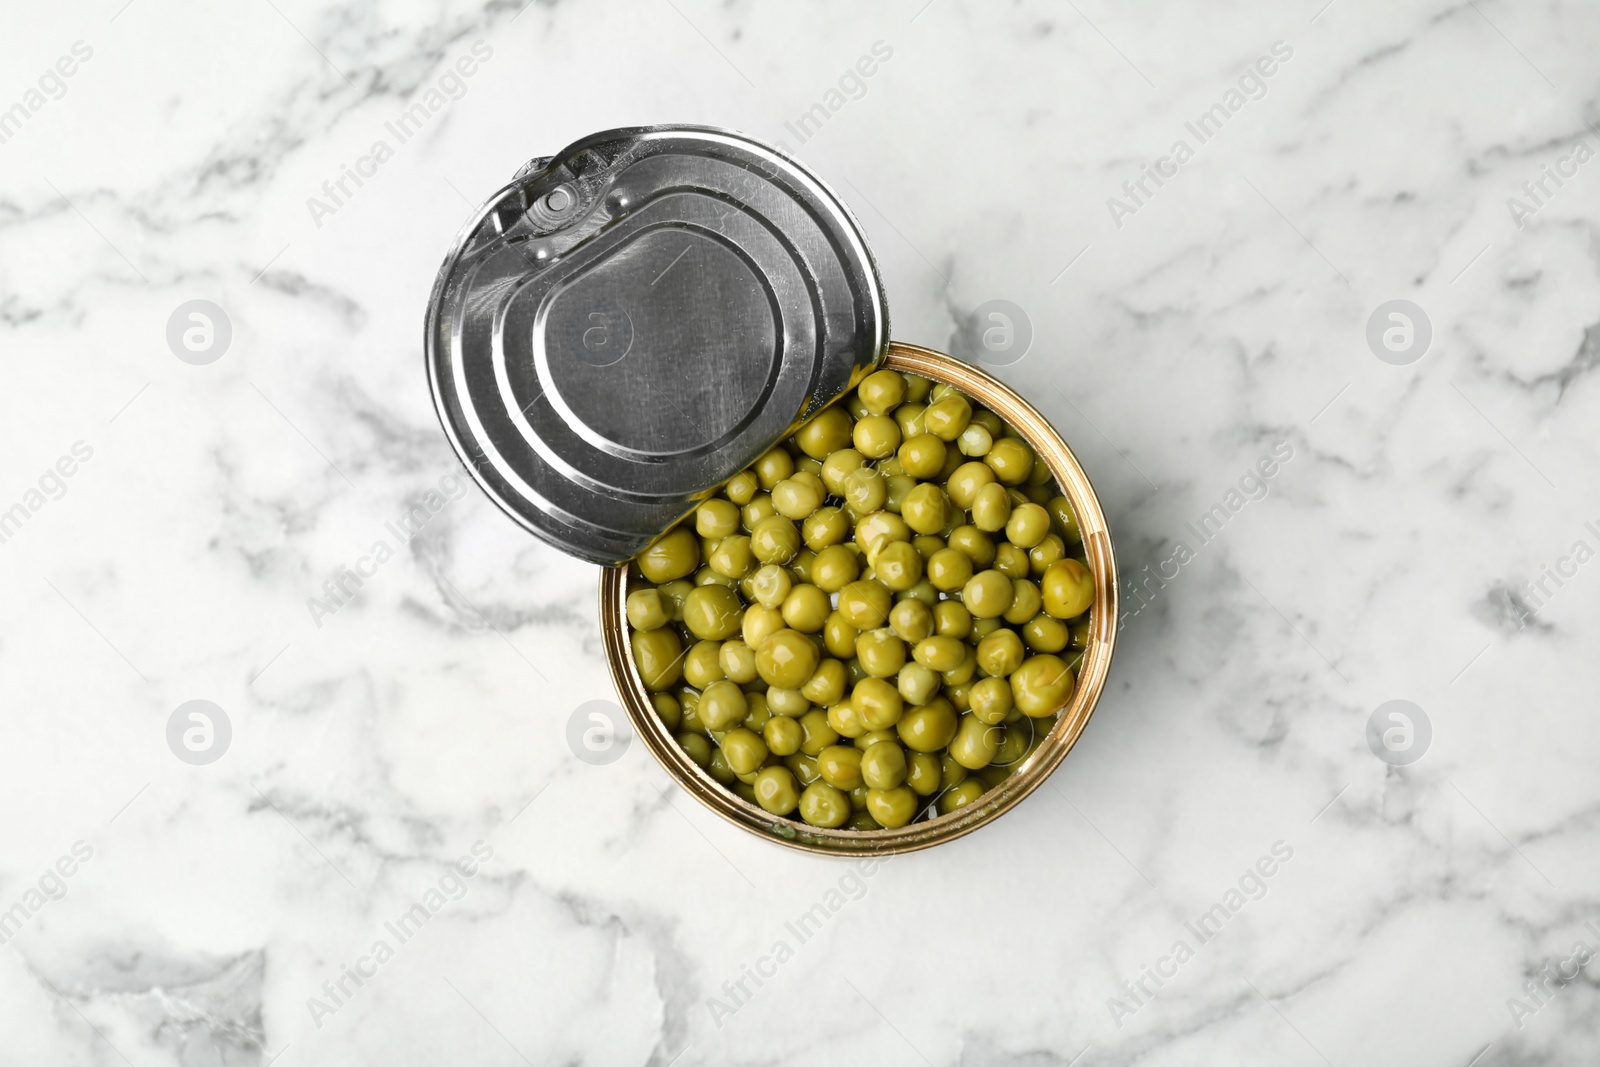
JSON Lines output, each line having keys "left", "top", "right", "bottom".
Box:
{"left": 426, "top": 125, "right": 887, "bottom": 564}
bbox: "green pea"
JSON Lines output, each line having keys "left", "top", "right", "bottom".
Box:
{"left": 817, "top": 745, "right": 864, "bottom": 789}
{"left": 725, "top": 470, "right": 759, "bottom": 506}
{"left": 1028, "top": 534, "right": 1066, "bottom": 575}
{"left": 888, "top": 599, "right": 934, "bottom": 643}
{"left": 780, "top": 583, "right": 830, "bottom": 633}
{"left": 897, "top": 578, "right": 939, "bottom": 608}
{"left": 750, "top": 515, "right": 800, "bottom": 564}
{"left": 764, "top": 716, "right": 803, "bottom": 757}
{"left": 855, "top": 628, "right": 907, "bottom": 679}
{"left": 941, "top": 645, "right": 978, "bottom": 686}
{"left": 637, "top": 526, "right": 700, "bottom": 583}
{"left": 823, "top": 611, "right": 859, "bottom": 658}
{"left": 626, "top": 588, "right": 668, "bottom": 631}
{"left": 957, "top": 423, "right": 993, "bottom": 457}
{"left": 926, "top": 548, "right": 973, "bottom": 592}
{"left": 946, "top": 461, "right": 996, "bottom": 509}
{"left": 756, "top": 628, "right": 820, "bottom": 688}
{"left": 747, "top": 563, "right": 792, "bottom": 608}
{"left": 894, "top": 403, "right": 927, "bottom": 438}
{"left": 803, "top": 506, "right": 850, "bottom": 550}
{"left": 706, "top": 535, "right": 754, "bottom": 580}
{"left": 860, "top": 740, "right": 908, "bottom": 790}
{"left": 910, "top": 635, "right": 962, "bottom": 672}
{"left": 820, "top": 449, "right": 867, "bottom": 495}
{"left": 968, "top": 676, "right": 1013, "bottom": 724}
{"left": 897, "top": 698, "right": 957, "bottom": 753}
{"left": 682, "top": 584, "right": 743, "bottom": 640}
{"left": 846, "top": 811, "right": 882, "bottom": 831}
{"left": 699, "top": 680, "right": 748, "bottom": 731}
{"left": 695, "top": 498, "right": 741, "bottom": 539}
{"left": 923, "top": 393, "right": 972, "bottom": 441}
{"left": 1022, "top": 613, "right": 1070, "bottom": 653}
{"left": 753, "top": 765, "right": 800, "bottom": 814}
{"left": 741, "top": 494, "right": 776, "bottom": 533}
{"left": 900, "top": 482, "right": 951, "bottom": 536}
{"left": 632, "top": 628, "right": 683, "bottom": 691}
{"left": 837, "top": 579, "right": 893, "bottom": 629}
{"left": 992, "top": 721, "right": 1031, "bottom": 766}
{"left": 946, "top": 525, "right": 996, "bottom": 567}
{"left": 742, "top": 603, "right": 785, "bottom": 648}
{"left": 765, "top": 686, "right": 809, "bottom": 717}
{"left": 896, "top": 662, "right": 941, "bottom": 706}
{"left": 994, "top": 542, "right": 1030, "bottom": 579}
{"left": 695, "top": 565, "right": 738, "bottom": 590}
{"left": 851, "top": 677, "right": 904, "bottom": 731}
{"left": 772, "top": 478, "right": 823, "bottom": 521}
{"left": 857, "top": 369, "right": 907, "bottom": 414}
{"left": 1011, "top": 654, "right": 1075, "bottom": 717}
{"left": 652, "top": 581, "right": 689, "bottom": 623}
{"left": 856, "top": 511, "right": 911, "bottom": 560}
{"left": 798, "top": 782, "right": 851, "bottom": 827}
{"left": 842, "top": 466, "right": 887, "bottom": 516}
{"left": 849, "top": 785, "right": 870, "bottom": 812}
{"left": 1005, "top": 579, "right": 1042, "bottom": 624}
{"left": 939, "top": 752, "right": 968, "bottom": 789}
{"left": 1042, "top": 558, "right": 1095, "bottom": 619}
{"left": 754, "top": 448, "right": 794, "bottom": 489}
{"left": 961, "top": 570, "right": 1014, "bottom": 619}
{"left": 976, "top": 628, "right": 1024, "bottom": 678}
{"left": 852, "top": 414, "right": 902, "bottom": 459}
{"left": 795, "top": 407, "right": 854, "bottom": 460}
{"left": 721, "top": 727, "right": 768, "bottom": 775}
{"left": 873, "top": 540, "right": 923, "bottom": 592}
{"left": 898, "top": 433, "right": 947, "bottom": 479}
{"left": 969, "top": 482, "right": 1011, "bottom": 534}
{"left": 678, "top": 731, "right": 711, "bottom": 767}
{"left": 1070, "top": 617, "right": 1092, "bottom": 651}
{"left": 785, "top": 752, "right": 821, "bottom": 786}
{"left": 798, "top": 709, "right": 840, "bottom": 755}
{"left": 866, "top": 786, "right": 918, "bottom": 828}
{"left": 742, "top": 696, "right": 772, "bottom": 732}
{"left": 949, "top": 714, "right": 1001, "bottom": 770}
{"left": 985, "top": 437, "right": 1034, "bottom": 485}
{"left": 938, "top": 779, "right": 985, "bottom": 814}
{"left": 827, "top": 698, "right": 866, "bottom": 739}
{"left": 800, "top": 658, "right": 847, "bottom": 706}
{"left": 1048, "top": 495, "right": 1083, "bottom": 545}
{"left": 1005, "top": 503, "right": 1051, "bottom": 549}
{"left": 933, "top": 600, "right": 972, "bottom": 639}
{"left": 683, "top": 640, "right": 724, "bottom": 689}
{"left": 903, "top": 374, "right": 934, "bottom": 403}
{"left": 884, "top": 474, "right": 917, "bottom": 514}
{"left": 652, "top": 692, "right": 682, "bottom": 730}
{"left": 906, "top": 751, "right": 941, "bottom": 796}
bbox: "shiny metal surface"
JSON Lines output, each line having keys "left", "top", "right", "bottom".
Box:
{"left": 426, "top": 125, "right": 888, "bottom": 564}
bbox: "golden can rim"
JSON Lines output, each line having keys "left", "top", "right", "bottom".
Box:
{"left": 600, "top": 342, "right": 1119, "bottom": 856}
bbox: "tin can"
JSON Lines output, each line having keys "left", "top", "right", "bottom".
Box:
{"left": 601, "top": 343, "right": 1117, "bottom": 854}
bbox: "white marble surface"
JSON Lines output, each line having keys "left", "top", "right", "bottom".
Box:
{"left": 3, "top": 1, "right": 1599, "bottom": 1064}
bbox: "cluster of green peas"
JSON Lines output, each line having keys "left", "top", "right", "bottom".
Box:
{"left": 626, "top": 369, "right": 1096, "bottom": 831}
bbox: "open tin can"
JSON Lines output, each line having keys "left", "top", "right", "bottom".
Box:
{"left": 428, "top": 125, "right": 1117, "bottom": 855}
